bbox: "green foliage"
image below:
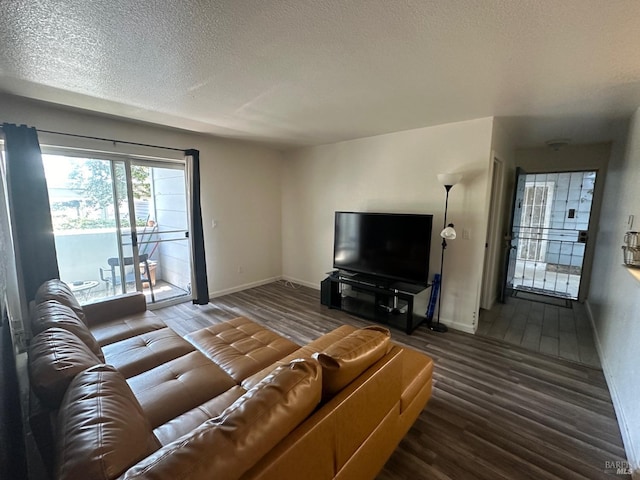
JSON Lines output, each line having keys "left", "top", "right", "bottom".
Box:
{"left": 50, "top": 158, "right": 153, "bottom": 232}
{"left": 55, "top": 217, "right": 148, "bottom": 230}
{"left": 68, "top": 159, "right": 151, "bottom": 210}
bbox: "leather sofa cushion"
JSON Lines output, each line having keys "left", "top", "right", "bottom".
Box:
{"left": 31, "top": 300, "right": 105, "bottom": 362}
{"left": 185, "top": 317, "right": 299, "bottom": 382}
{"left": 56, "top": 365, "right": 160, "bottom": 480}
{"left": 90, "top": 310, "right": 166, "bottom": 347}
{"left": 313, "top": 326, "right": 391, "bottom": 397}
{"left": 34, "top": 279, "right": 86, "bottom": 323}
{"left": 154, "top": 385, "right": 247, "bottom": 446}
{"left": 102, "top": 327, "right": 195, "bottom": 378}
{"left": 28, "top": 327, "right": 102, "bottom": 409}
{"left": 241, "top": 324, "right": 357, "bottom": 390}
{"left": 127, "top": 351, "right": 237, "bottom": 428}
{"left": 121, "top": 359, "right": 321, "bottom": 480}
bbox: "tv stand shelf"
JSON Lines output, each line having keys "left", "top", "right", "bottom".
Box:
{"left": 322, "top": 274, "right": 429, "bottom": 334}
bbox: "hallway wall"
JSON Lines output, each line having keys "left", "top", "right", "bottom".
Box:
{"left": 587, "top": 111, "right": 640, "bottom": 475}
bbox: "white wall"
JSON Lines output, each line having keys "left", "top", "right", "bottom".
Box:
{"left": 282, "top": 117, "right": 494, "bottom": 333}
{"left": 481, "top": 118, "right": 516, "bottom": 309}
{"left": 0, "top": 94, "right": 284, "bottom": 297}
{"left": 515, "top": 142, "right": 611, "bottom": 173}
{"left": 587, "top": 110, "right": 640, "bottom": 476}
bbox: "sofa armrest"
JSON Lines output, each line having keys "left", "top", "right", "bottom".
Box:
{"left": 82, "top": 293, "right": 147, "bottom": 326}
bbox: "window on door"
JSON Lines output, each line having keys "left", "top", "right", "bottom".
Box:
{"left": 517, "top": 181, "right": 555, "bottom": 262}
{"left": 42, "top": 151, "right": 192, "bottom": 306}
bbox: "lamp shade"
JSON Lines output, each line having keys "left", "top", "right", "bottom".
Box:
{"left": 437, "top": 173, "right": 463, "bottom": 187}
{"left": 440, "top": 225, "right": 457, "bottom": 240}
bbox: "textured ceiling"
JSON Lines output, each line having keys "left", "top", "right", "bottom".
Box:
{"left": 1, "top": 0, "right": 640, "bottom": 148}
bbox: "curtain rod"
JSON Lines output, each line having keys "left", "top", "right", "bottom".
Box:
{"left": 0, "top": 124, "right": 186, "bottom": 153}
{"left": 37, "top": 129, "right": 187, "bottom": 152}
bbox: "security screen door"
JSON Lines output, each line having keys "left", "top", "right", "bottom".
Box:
{"left": 503, "top": 170, "right": 596, "bottom": 301}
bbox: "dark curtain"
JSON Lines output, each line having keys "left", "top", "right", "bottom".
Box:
{"left": 3, "top": 123, "right": 59, "bottom": 302}
{"left": 185, "top": 149, "right": 209, "bottom": 305}
{"left": 0, "top": 313, "right": 27, "bottom": 480}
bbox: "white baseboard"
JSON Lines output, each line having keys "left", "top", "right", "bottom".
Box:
{"left": 441, "top": 319, "right": 476, "bottom": 334}
{"left": 209, "top": 276, "right": 282, "bottom": 299}
{"left": 280, "top": 275, "right": 319, "bottom": 290}
{"left": 585, "top": 300, "right": 640, "bottom": 477}
{"left": 212, "top": 276, "right": 477, "bottom": 335}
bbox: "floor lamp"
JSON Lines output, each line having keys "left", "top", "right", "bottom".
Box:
{"left": 432, "top": 173, "right": 463, "bottom": 333}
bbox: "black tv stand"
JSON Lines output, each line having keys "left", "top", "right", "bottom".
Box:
{"left": 322, "top": 273, "right": 429, "bottom": 334}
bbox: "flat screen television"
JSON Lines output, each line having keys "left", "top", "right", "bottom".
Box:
{"left": 333, "top": 211, "right": 433, "bottom": 286}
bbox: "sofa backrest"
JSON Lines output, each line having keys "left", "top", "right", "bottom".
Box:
{"left": 31, "top": 300, "right": 104, "bottom": 361}
{"left": 34, "top": 279, "right": 86, "bottom": 324}
{"left": 56, "top": 365, "right": 161, "bottom": 480}
{"left": 121, "top": 359, "right": 322, "bottom": 480}
{"left": 28, "top": 327, "right": 102, "bottom": 409}
{"left": 242, "top": 345, "right": 404, "bottom": 480}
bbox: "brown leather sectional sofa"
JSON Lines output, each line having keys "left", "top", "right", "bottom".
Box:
{"left": 27, "top": 280, "right": 433, "bottom": 480}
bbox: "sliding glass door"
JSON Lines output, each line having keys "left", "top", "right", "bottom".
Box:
{"left": 42, "top": 150, "right": 192, "bottom": 306}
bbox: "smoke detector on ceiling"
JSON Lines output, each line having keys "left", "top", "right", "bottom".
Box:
{"left": 545, "top": 138, "right": 571, "bottom": 151}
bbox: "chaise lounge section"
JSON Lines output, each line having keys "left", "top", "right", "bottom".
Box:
{"left": 27, "top": 280, "right": 434, "bottom": 480}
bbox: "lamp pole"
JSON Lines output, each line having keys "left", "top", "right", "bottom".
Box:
{"left": 432, "top": 185, "right": 452, "bottom": 333}
{"left": 432, "top": 172, "right": 462, "bottom": 333}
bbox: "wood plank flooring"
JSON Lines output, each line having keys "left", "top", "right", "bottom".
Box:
{"left": 154, "top": 281, "right": 630, "bottom": 480}
{"left": 477, "top": 294, "right": 601, "bottom": 368}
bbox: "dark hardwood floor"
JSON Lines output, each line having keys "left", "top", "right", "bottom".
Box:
{"left": 154, "top": 281, "right": 630, "bottom": 480}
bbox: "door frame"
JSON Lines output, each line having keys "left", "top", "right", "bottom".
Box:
{"left": 501, "top": 168, "right": 603, "bottom": 302}
{"left": 480, "top": 154, "right": 506, "bottom": 310}
{"left": 40, "top": 146, "right": 192, "bottom": 306}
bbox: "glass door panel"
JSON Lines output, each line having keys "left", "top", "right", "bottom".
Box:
{"left": 43, "top": 154, "right": 124, "bottom": 303}
{"left": 132, "top": 162, "right": 191, "bottom": 304}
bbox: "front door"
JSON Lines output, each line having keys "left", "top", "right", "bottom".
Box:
{"left": 503, "top": 170, "right": 597, "bottom": 301}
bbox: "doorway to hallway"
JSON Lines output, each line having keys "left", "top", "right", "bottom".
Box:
{"left": 504, "top": 170, "right": 597, "bottom": 301}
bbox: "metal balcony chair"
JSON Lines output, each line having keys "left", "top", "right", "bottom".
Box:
{"left": 99, "top": 253, "right": 155, "bottom": 302}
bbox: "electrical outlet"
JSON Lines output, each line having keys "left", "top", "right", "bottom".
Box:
{"left": 211, "top": 219, "right": 218, "bottom": 228}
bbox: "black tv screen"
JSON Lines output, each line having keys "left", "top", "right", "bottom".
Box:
{"left": 333, "top": 212, "right": 433, "bottom": 286}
